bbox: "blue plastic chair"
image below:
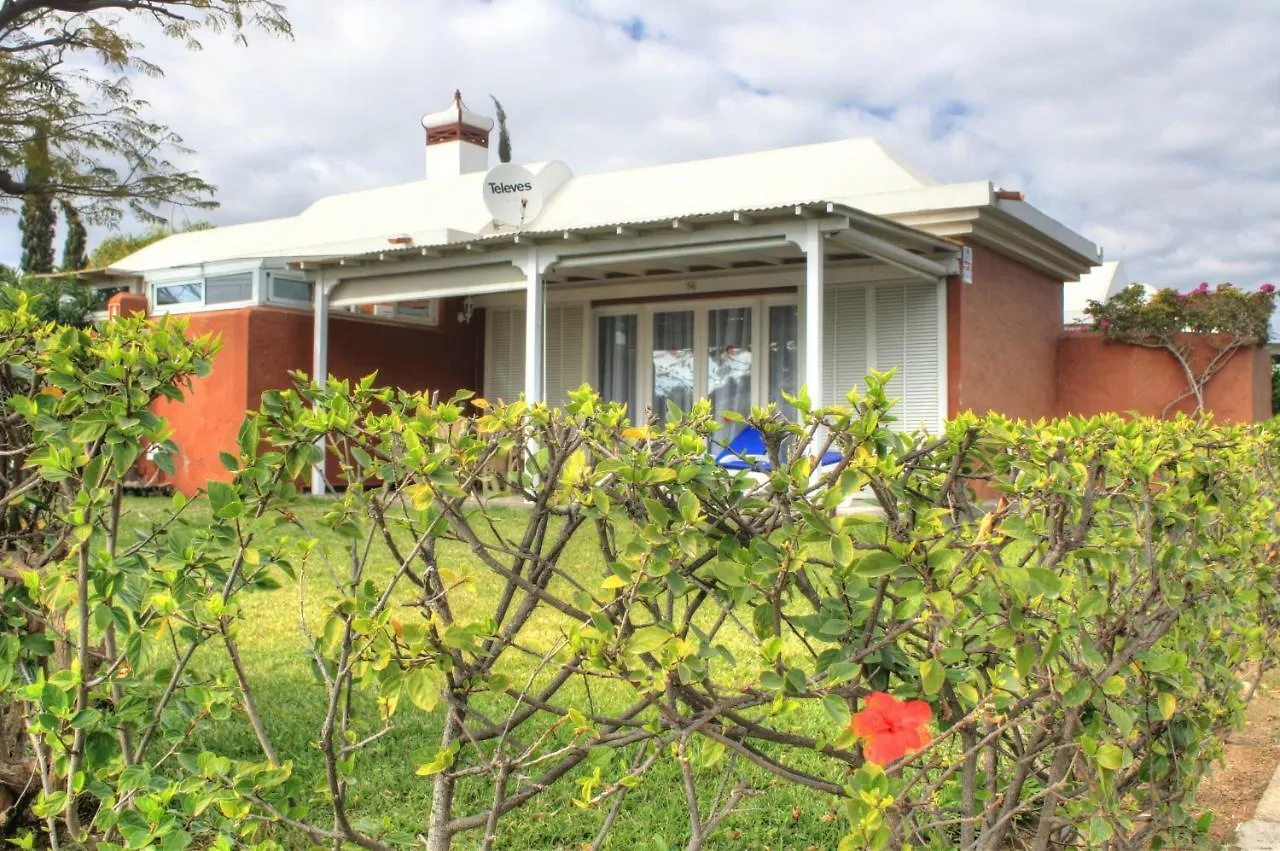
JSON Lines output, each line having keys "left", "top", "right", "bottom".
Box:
{"left": 714, "top": 426, "right": 771, "bottom": 471}
{"left": 714, "top": 425, "right": 843, "bottom": 472}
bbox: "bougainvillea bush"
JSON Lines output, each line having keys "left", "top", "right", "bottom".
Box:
{"left": 2, "top": 296, "right": 1279, "bottom": 849}
{"left": 1087, "top": 282, "right": 1276, "bottom": 416}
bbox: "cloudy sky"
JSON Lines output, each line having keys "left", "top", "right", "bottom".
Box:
{"left": 3, "top": 0, "right": 1279, "bottom": 289}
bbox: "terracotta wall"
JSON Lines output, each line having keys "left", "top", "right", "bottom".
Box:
{"left": 947, "top": 243, "right": 1063, "bottom": 420}
{"left": 153, "top": 302, "right": 483, "bottom": 496}
{"left": 152, "top": 310, "right": 252, "bottom": 496}
{"left": 244, "top": 302, "right": 483, "bottom": 405}
{"left": 1057, "top": 332, "right": 1273, "bottom": 422}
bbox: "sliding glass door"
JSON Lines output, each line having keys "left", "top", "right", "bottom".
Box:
{"left": 707, "top": 307, "right": 753, "bottom": 439}
{"left": 593, "top": 297, "right": 797, "bottom": 426}
{"left": 597, "top": 314, "right": 638, "bottom": 416}
{"left": 652, "top": 310, "right": 695, "bottom": 417}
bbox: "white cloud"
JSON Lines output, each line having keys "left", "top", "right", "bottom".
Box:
{"left": 3, "top": 0, "right": 1279, "bottom": 292}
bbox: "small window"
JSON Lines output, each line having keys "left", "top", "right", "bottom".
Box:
{"left": 155, "top": 282, "right": 203, "bottom": 306}
{"left": 395, "top": 301, "right": 438, "bottom": 324}
{"left": 205, "top": 272, "right": 253, "bottom": 305}
{"left": 269, "top": 276, "right": 311, "bottom": 303}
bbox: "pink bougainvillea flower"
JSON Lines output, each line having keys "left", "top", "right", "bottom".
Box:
{"left": 1261, "top": 283, "right": 1275, "bottom": 294}
{"left": 849, "top": 692, "right": 933, "bottom": 765}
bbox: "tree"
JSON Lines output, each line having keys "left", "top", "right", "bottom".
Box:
{"left": 490, "top": 95, "right": 512, "bottom": 164}
{"left": 17, "top": 133, "right": 55, "bottom": 274}
{"left": 0, "top": 1, "right": 292, "bottom": 228}
{"left": 88, "top": 220, "right": 210, "bottom": 268}
{"left": 59, "top": 200, "right": 88, "bottom": 271}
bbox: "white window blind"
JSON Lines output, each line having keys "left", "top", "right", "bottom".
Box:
{"left": 545, "top": 304, "right": 586, "bottom": 407}
{"left": 823, "top": 284, "right": 867, "bottom": 406}
{"left": 823, "top": 280, "right": 941, "bottom": 432}
{"left": 486, "top": 306, "right": 525, "bottom": 404}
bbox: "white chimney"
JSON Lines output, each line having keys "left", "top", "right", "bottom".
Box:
{"left": 421, "top": 90, "right": 493, "bottom": 179}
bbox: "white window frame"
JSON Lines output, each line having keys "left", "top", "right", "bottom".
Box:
{"left": 146, "top": 261, "right": 261, "bottom": 316}
{"left": 264, "top": 272, "right": 313, "bottom": 306}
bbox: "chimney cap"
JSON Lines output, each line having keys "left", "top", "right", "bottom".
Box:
{"left": 422, "top": 90, "right": 495, "bottom": 133}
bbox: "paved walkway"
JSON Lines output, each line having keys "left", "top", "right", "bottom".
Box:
{"left": 1234, "top": 763, "right": 1280, "bottom": 849}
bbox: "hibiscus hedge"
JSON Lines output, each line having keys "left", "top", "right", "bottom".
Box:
{"left": 2, "top": 297, "right": 1279, "bottom": 849}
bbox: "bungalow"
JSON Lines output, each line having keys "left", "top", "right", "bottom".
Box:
{"left": 91, "top": 91, "right": 1119, "bottom": 496}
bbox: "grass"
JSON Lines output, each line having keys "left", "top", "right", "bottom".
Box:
{"left": 119, "top": 496, "right": 848, "bottom": 851}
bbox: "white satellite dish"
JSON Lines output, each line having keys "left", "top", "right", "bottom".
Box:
{"left": 481, "top": 163, "right": 544, "bottom": 228}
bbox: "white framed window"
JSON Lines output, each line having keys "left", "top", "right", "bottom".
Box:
{"left": 266, "top": 274, "right": 312, "bottom": 305}
{"left": 150, "top": 267, "right": 259, "bottom": 313}
{"left": 154, "top": 282, "right": 203, "bottom": 306}
{"left": 371, "top": 300, "right": 439, "bottom": 326}
{"left": 205, "top": 272, "right": 253, "bottom": 305}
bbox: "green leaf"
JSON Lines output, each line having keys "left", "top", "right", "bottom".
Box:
{"left": 822, "top": 694, "right": 851, "bottom": 726}
{"left": 1095, "top": 743, "right": 1124, "bottom": 771}
{"left": 852, "top": 550, "right": 899, "bottom": 578}
{"left": 403, "top": 666, "right": 443, "bottom": 713}
{"left": 1102, "top": 675, "right": 1126, "bottom": 697}
{"left": 831, "top": 534, "right": 854, "bottom": 567}
{"left": 920, "top": 659, "right": 945, "bottom": 696}
{"left": 626, "top": 626, "right": 670, "bottom": 656}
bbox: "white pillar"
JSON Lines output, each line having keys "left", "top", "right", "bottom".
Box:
{"left": 802, "top": 220, "right": 825, "bottom": 407}
{"left": 523, "top": 248, "right": 544, "bottom": 404}
{"left": 310, "top": 275, "right": 331, "bottom": 496}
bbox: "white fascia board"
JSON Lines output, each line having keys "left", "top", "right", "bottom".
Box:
{"left": 994, "top": 199, "right": 1101, "bottom": 264}
{"left": 329, "top": 263, "right": 527, "bottom": 307}
{"left": 145, "top": 259, "right": 264, "bottom": 285}
{"left": 847, "top": 181, "right": 995, "bottom": 218}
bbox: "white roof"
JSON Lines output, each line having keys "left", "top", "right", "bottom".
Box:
{"left": 110, "top": 136, "right": 1096, "bottom": 277}
{"left": 1064, "top": 261, "right": 1157, "bottom": 324}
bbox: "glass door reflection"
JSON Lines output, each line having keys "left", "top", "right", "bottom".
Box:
{"left": 652, "top": 310, "right": 695, "bottom": 418}
{"left": 708, "top": 307, "right": 753, "bottom": 441}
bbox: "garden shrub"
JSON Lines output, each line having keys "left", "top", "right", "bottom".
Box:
{"left": 1, "top": 300, "right": 1279, "bottom": 849}
{"left": 1087, "top": 282, "right": 1276, "bottom": 416}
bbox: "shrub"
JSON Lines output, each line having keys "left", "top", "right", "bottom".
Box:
{"left": 1, "top": 314, "right": 1278, "bottom": 849}
{"left": 1087, "top": 283, "right": 1276, "bottom": 416}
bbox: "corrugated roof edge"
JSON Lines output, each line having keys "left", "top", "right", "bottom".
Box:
{"left": 296, "top": 201, "right": 958, "bottom": 270}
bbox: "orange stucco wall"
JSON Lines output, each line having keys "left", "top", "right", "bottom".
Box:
{"left": 947, "top": 243, "right": 1064, "bottom": 420}
{"left": 1057, "top": 332, "right": 1272, "bottom": 423}
{"left": 153, "top": 311, "right": 252, "bottom": 496}
{"left": 243, "top": 303, "right": 483, "bottom": 406}
{"left": 152, "top": 303, "right": 483, "bottom": 496}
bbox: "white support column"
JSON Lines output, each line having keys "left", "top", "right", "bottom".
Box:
{"left": 802, "top": 220, "right": 825, "bottom": 407}
{"left": 311, "top": 273, "right": 333, "bottom": 496}
{"left": 522, "top": 247, "right": 544, "bottom": 404}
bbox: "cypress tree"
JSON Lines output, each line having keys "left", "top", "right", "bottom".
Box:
{"left": 490, "top": 96, "right": 512, "bottom": 164}
{"left": 18, "top": 133, "right": 55, "bottom": 275}
{"left": 59, "top": 201, "right": 88, "bottom": 271}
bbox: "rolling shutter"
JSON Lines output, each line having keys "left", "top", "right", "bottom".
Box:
{"left": 822, "top": 284, "right": 867, "bottom": 406}
{"left": 545, "top": 304, "right": 586, "bottom": 407}
{"left": 485, "top": 306, "right": 525, "bottom": 405}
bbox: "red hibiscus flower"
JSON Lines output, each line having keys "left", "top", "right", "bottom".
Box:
{"left": 850, "top": 691, "right": 933, "bottom": 765}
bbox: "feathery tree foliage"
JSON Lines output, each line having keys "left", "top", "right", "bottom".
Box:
{"left": 0, "top": 0, "right": 292, "bottom": 227}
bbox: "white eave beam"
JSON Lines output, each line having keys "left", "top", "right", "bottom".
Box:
{"left": 827, "top": 228, "right": 953, "bottom": 281}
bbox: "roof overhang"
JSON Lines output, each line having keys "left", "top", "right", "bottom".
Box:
{"left": 299, "top": 202, "right": 962, "bottom": 298}
{"left": 859, "top": 182, "right": 1102, "bottom": 281}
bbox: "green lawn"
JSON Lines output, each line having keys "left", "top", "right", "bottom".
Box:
{"left": 120, "top": 496, "right": 848, "bottom": 851}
